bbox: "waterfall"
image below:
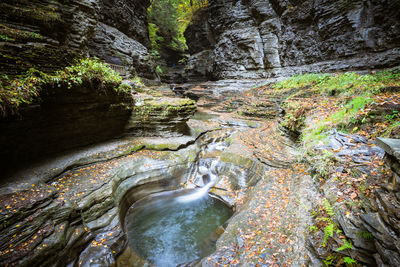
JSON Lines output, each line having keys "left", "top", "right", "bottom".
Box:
{"left": 176, "top": 137, "right": 227, "bottom": 203}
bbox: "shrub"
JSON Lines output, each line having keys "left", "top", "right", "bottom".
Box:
{"left": 0, "top": 58, "right": 124, "bottom": 117}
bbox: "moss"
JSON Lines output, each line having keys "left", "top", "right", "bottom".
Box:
{"left": 0, "top": 24, "right": 44, "bottom": 43}
{"left": 133, "top": 98, "right": 196, "bottom": 119}
{"left": 220, "top": 152, "right": 252, "bottom": 169}
{"left": 0, "top": 2, "right": 62, "bottom": 23}
{"left": 146, "top": 143, "right": 176, "bottom": 151}
{"left": 123, "top": 144, "right": 146, "bottom": 155}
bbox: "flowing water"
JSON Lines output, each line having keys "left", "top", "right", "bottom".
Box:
{"left": 125, "top": 191, "right": 232, "bottom": 267}
{"left": 124, "top": 136, "right": 233, "bottom": 266}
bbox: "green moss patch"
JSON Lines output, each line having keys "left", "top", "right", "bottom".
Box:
{"left": 0, "top": 24, "right": 44, "bottom": 43}
{"left": 0, "top": 2, "right": 62, "bottom": 23}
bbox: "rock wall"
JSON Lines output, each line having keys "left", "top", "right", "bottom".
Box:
{"left": 185, "top": 0, "right": 400, "bottom": 79}
{"left": 0, "top": 0, "right": 156, "bottom": 78}
{"left": 0, "top": 82, "right": 132, "bottom": 175}
{"left": 0, "top": 87, "right": 197, "bottom": 177}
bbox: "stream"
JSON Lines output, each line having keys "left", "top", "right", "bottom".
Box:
{"left": 121, "top": 131, "right": 235, "bottom": 266}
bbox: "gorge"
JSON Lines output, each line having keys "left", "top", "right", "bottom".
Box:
{"left": 0, "top": 0, "right": 400, "bottom": 266}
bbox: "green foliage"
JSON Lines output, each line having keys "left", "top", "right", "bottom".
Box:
{"left": 127, "top": 76, "right": 146, "bottom": 93}
{"left": 156, "top": 65, "right": 163, "bottom": 75}
{"left": 117, "top": 83, "right": 132, "bottom": 94}
{"left": 385, "top": 110, "right": 399, "bottom": 122}
{"left": 55, "top": 58, "right": 122, "bottom": 87}
{"left": 357, "top": 230, "right": 374, "bottom": 240}
{"left": 336, "top": 239, "right": 352, "bottom": 252}
{"left": 148, "top": 23, "right": 163, "bottom": 52}
{"left": 0, "top": 58, "right": 125, "bottom": 117}
{"left": 301, "top": 96, "right": 372, "bottom": 153}
{"left": 323, "top": 222, "right": 335, "bottom": 245}
{"left": 323, "top": 254, "right": 337, "bottom": 266}
{"left": 274, "top": 69, "right": 400, "bottom": 96}
{"left": 282, "top": 101, "right": 306, "bottom": 131}
{"left": 329, "top": 96, "right": 372, "bottom": 125}
{"left": 0, "top": 3, "right": 61, "bottom": 22}
{"left": 323, "top": 198, "right": 335, "bottom": 216}
{"left": 0, "top": 34, "right": 9, "bottom": 41}
{"left": 343, "top": 257, "right": 357, "bottom": 266}
{"left": 148, "top": 0, "right": 208, "bottom": 52}
{"left": 274, "top": 73, "right": 329, "bottom": 90}
{"left": 308, "top": 225, "right": 318, "bottom": 233}
{"left": 0, "top": 68, "right": 44, "bottom": 116}
{"left": 0, "top": 24, "right": 44, "bottom": 42}
{"left": 382, "top": 120, "right": 400, "bottom": 137}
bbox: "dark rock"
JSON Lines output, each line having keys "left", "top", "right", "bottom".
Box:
{"left": 0, "top": 0, "right": 156, "bottom": 78}
{"left": 184, "top": 7, "right": 215, "bottom": 55}
{"left": 376, "top": 138, "right": 400, "bottom": 157}
{"left": 0, "top": 83, "right": 132, "bottom": 175}
{"left": 185, "top": 0, "right": 400, "bottom": 79}
{"left": 88, "top": 22, "right": 156, "bottom": 79}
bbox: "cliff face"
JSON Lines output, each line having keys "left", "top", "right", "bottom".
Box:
{"left": 185, "top": 0, "right": 400, "bottom": 79}
{"left": 0, "top": 0, "right": 156, "bottom": 78}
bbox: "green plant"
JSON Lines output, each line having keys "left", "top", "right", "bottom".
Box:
{"left": 274, "top": 69, "right": 400, "bottom": 97}
{"left": 0, "top": 58, "right": 128, "bottom": 117}
{"left": 343, "top": 257, "right": 357, "bottom": 266}
{"left": 385, "top": 110, "right": 399, "bottom": 122}
{"left": 308, "top": 225, "right": 318, "bottom": 233}
{"left": 118, "top": 83, "right": 132, "bottom": 94}
{"left": 156, "top": 65, "right": 163, "bottom": 75}
{"left": 336, "top": 239, "right": 352, "bottom": 252}
{"left": 323, "top": 222, "right": 335, "bottom": 245}
{"left": 323, "top": 198, "right": 335, "bottom": 216}
{"left": 273, "top": 73, "right": 329, "bottom": 90}
{"left": 357, "top": 231, "right": 374, "bottom": 240}
{"left": 0, "top": 34, "right": 8, "bottom": 41}
{"left": 323, "top": 254, "right": 337, "bottom": 266}
{"left": 147, "top": 0, "right": 208, "bottom": 53}
{"left": 0, "top": 3, "right": 62, "bottom": 22}
{"left": 301, "top": 96, "right": 372, "bottom": 155}
{"left": 382, "top": 120, "right": 400, "bottom": 137}
{"left": 282, "top": 101, "right": 307, "bottom": 131}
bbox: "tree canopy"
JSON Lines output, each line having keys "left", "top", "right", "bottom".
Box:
{"left": 148, "top": 0, "right": 208, "bottom": 54}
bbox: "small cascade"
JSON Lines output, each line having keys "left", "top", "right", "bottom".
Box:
{"left": 117, "top": 131, "right": 238, "bottom": 267}
{"left": 175, "top": 159, "right": 219, "bottom": 203}
{"left": 176, "top": 135, "right": 231, "bottom": 203}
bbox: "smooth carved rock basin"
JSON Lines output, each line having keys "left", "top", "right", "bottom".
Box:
{"left": 122, "top": 189, "right": 233, "bottom": 267}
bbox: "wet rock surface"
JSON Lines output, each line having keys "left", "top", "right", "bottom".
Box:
{"left": 185, "top": 0, "right": 400, "bottom": 79}
{"left": 1, "top": 76, "right": 399, "bottom": 266}
{"left": 0, "top": 85, "right": 196, "bottom": 176}
{"left": 0, "top": 129, "right": 205, "bottom": 266}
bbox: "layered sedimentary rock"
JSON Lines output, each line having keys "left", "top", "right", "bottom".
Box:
{"left": 0, "top": 82, "right": 131, "bottom": 174}
{"left": 127, "top": 96, "right": 197, "bottom": 137}
{"left": 0, "top": 0, "right": 156, "bottom": 78}
{"left": 0, "top": 83, "right": 197, "bottom": 176}
{"left": 185, "top": 0, "right": 400, "bottom": 79}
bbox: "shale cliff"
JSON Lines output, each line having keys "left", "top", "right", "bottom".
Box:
{"left": 0, "top": 0, "right": 156, "bottom": 78}
{"left": 185, "top": 0, "right": 400, "bottom": 79}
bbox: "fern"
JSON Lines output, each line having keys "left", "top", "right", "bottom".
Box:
{"left": 323, "top": 198, "right": 335, "bottom": 216}
{"left": 323, "top": 255, "right": 336, "bottom": 266}
{"left": 358, "top": 230, "right": 374, "bottom": 240}
{"left": 336, "top": 239, "right": 352, "bottom": 251}
{"left": 343, "top": 257, "right": 357, "bottom": 266}
{"left": 323, "top": 222, "right": 335, "bottom": 245}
